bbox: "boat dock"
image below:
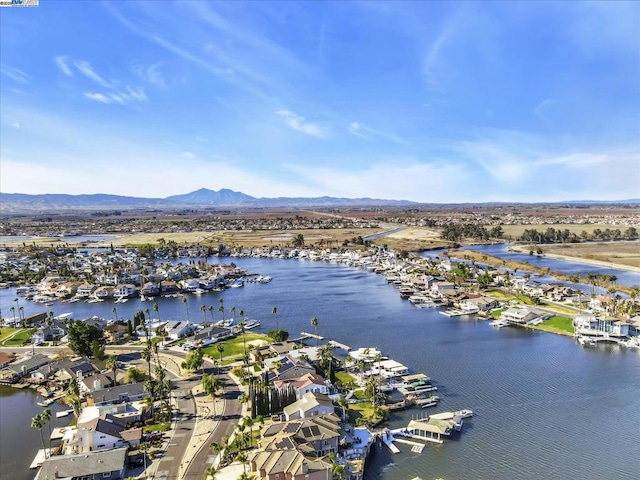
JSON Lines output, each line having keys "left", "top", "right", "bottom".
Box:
{"left": 300, "top": 332, "right": 324, "bottom": 342}
{"left": 440, "top": 308, "right": 465, "bottom": 317}
{"left": 327, "top": 339, "right": 351, "bottom": 351}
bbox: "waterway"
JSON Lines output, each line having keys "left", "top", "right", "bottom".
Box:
{"left": 1, "top": 255, "right": 639, "bottom": 479}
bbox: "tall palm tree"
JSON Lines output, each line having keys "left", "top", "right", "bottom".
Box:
{"left": 272, "top": 307, "right": 279, "bottom": 330}
{"left": 208, "top": 306, "right": 214, "bottom": 322}
{"left": 337, "top": 395, "right": 349, "bottom": 422}
{"left": 311, "top": 317, "right": 319, "bottom": 346}
{"left": 41, "top": 408, "right": 52, "bottom": 453}
{"left": 202, "top": 373, "right": 223, "bottom": 418}
{"left": 142, "top": 346, "right": 152, "bottom": 377}
{"left": 145, "top": 308, "right": 151, "bottom": 321}
{"left": 106, "top": 355, "right": 118, "bottom": 386}
{"left": 235, "top": 451, "right": 248, "bottom": 474}
{"left": 112, "top": 307, "right": 118, "bottom": 322}
{"left": 153, "top": 302, "right": 160, "bottom": 323}
{"left": 230, "top": 306, "right": 236, "bottom": 322}
{"left": 216, "top": 344, "right": 224, "bottom": 372}
{"left": 182, "top": 296, "right": 190, "bottom": 332}
{"left": 9, "top": 306, "right": 15, "bottom": 325}
{"left": 201, "top": 305, "right": 207, "bottom": 323}
{"left": 239, "top": 322, "right": 248, "bottom": 364}
{"left": 31, "top": 414, "right": 47, "bottom": 458}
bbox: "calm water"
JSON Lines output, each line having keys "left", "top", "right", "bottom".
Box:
{"left": 1, "top": 255, "right": 639, "bottom": 479}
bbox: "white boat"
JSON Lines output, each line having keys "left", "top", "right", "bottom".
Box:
{"left": 193, "top": 288, "right": 207, "bottom": 295}
{"left": 454, "top": 409, "right": 474, "bottom": 419}
{"left": 489, "top": 320, "right": 509, "bottom": 328}
{"left": 229, "top": 279, "right": 244, "bottom": 288}
{"left": 243, "top": 319, "right": 261, "bottom": 330}
{"left": 56, "top": 409, "right": 73, "bottom": 418}
{"left": 578, "top": 336, "right": 596, "bottom": 346}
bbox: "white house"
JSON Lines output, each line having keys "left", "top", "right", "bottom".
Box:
{"left": 283, "top": 391, "right": 335, "bottom": 421}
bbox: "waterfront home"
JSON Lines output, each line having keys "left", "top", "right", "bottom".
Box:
{"left": 159, "top": 280, "right": 179, "bottom": 294}
{"left": 68, "top": 416, "right": 141, "bottom": 451}
{"left": 348, "top": 347, "right": 385, "bottom": 363}
{"left": 89, "top": 381, "right": 148, "bottom": 406}
{"left": 79, "top": 373, "right": 115, "bottom": 395}
{"left": 261, "top": 413, "right": 342, "bottom": 457}
{"left": 113, "top": 283, "right": 136, "bottom": 298}
{"left": 34, "top": 447, "right": 128, "bottom": 480}
{"left": 77, "top": 283, "right": 96, "bottom": 297}
{"left": 273, "top": 372, "right": 331, "bottom": 399}
{"left": 266, "top": 355, "right": 316, "bottom": 383}
{"left": 5, "top": 353, "right": 50, "bottom": 381}
{"left": 164, "top": 320, "right": 191, "bottom": 340}
{"left": 93, "top": 285, "right": 115, "bottom": 300}
{"left": 283, "top": 391, "right": 335, "bottom": 421}
{"left": 140, "top": 281, "right": 160, "bottom": 296}
{"left": 180, "top": 278, "right": 201, "bottom": 292}
{"left": 369, "top": 359, "right": 409, "bottom": 379}
{"left": 191, "top": 325, "right": 232, "bottom": 346}
{"left": 459, "top": 296, "right": 498, "bottom": 313}
{"left": 573, "top": 315, "right": 630, "bottom": 338}
{"left": 501, "top": 307, "right": 542, "bottom": 325}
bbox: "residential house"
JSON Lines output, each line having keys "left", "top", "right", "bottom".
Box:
{"left": 501, "top": 307, "right": 541, "bottom": 325}
{"left": 90, "top": 382, "right": 148, "bottom": 406}
{"left": 79, "top": 373, "right": 115, "bottom": 395}
{"left": 283, "top": 392, "right": 335, "bottom": 421}
{"left": 266, "top": 355, "right": 316, "bottom": 383}
{"left": 35, "top": 447, "right": 128, "bottom": 480}
{"left": 273, "top": 372, "right": 330, "bottom": 399}
{"left": 104, "top": 323, "right": 128, "bottom": 343}
{"left": 260, "top": 413, "right": 342, "bottom": 458}
{"left": 164, "top": 320, "right": 191, "bottom": 340}
{"left": 113, "top": 283, "right": 136, "bottom": 298}
{"left": 573, "top": 315, "right": 630, "bottom": 338}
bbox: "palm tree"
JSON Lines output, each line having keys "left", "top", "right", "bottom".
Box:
{"left": 31, "top": 414, "right": 47, "bottom": 458}
{"left": 204, "top": 465, "right": 218, "bottom": 480}
{"left": 230, "top": 306, "right": 236, "bottom": 322}
{"left": 142, "top": 345, "right": 152, "bottom": 377}
{"left": 153, "top": 302, "right": 160, "bottom": 323}
{"left": 112, "top": 307, "right": 118, "bottom": 322}
{"left": 218, "top": 305, "right": 225, "bottom": 322}
{"left": 41, "top": 408, "right": 52, "bottom": 453}
{"left": 145, "top": 308, "right": 151, "bottom": 322}
{"left": 272, "top": 306, "right": 279, "bottom": 330}
{"left": 337, "top": 395, "right": 349, "bottom": 422}
{"left": 9, "top": 306, "right": 15, "bottom": 325}
{"left": 201, "top": 305, "right": 207, "bottom": 323}
{"left": 239, "top": 322, "right": 248, "bottom": 363}
{"left": 310, "top": 317, "right": 319, "bottom": 346}
{"left": 202, "top": 373, "right": 223, "bottom": 418}
{"left": 106, "top": 355, "right": 118, "bottom": 386}
{"left": 208, "top": 306, "right": 214, "bottom": 322}
{"left": 182, "top": 296, "right": 190, "bottom": 332}
{"left": 216, "top": 344, "right": 224, "bottom": 372}
{"left": 235, "top": 451, "right": 248, "bottom": 474}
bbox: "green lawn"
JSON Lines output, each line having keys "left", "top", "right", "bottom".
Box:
{"left": 335, "top": 371, "right": 357, "bottom": 387}
{"left": 0, "top": 328, "right": 35, "bottom": 346}
{"left": 142, "top": 422, "right": 171, "bottom": 433}
{"left": 490, "top": 307, "right": 508, "bottom": 319}
{"left": 0, "top": 328, "right": 20, "bottom": 343}
{"left": 531, "top": 316, "right": 574, "bottom": 336}
{"left": 202, "top": 333, "right": 269, "bottom": 362}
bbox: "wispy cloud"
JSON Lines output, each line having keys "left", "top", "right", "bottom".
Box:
{"left": 348, "top": 121, "right": 406, "bottom": 144}
{"left": 11, "top": 122, "right": 21, "bottom": 129}
{"left": 54, "top": 56, "right": 74, "bottom": 76}
{"left": 132, "top": 62, "right": 166, "bottom": 87}
{"left": 84, "top": 92, "right": 110, "bottom": 104}
{"left": 74, "top": 61, "right": 114, "bottom": 88}
{"left": 180, "top": 151, "right": 195, "bottom": 158}
{"left": 276, "top": 110, "right": 328, "bottom": 138}
{"left": 0, "top": 64, "right": 30, "bottom": 84}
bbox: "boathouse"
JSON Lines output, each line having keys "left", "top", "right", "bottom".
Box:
{"left": 405, "top": 418, "right": 455, "bottom": 444}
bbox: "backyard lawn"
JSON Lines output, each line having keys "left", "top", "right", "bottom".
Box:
{"left": 202, "top": 333, "right": 269, "bottom": 363}
{"left": 531, "top": 316, "right": 574, "bottom": 336}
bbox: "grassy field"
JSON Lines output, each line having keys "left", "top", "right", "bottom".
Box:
{"left": 0, "top": 328, "right": 20, "bottom": 343}
{"left": 334, "top": 371, "right": 357, "bottom": 388}
{"left": 202, "top": 333, "right": 269, "bottom": 362}
{"left": 530, "top": 316, "right": 574, "bottom": 336}
{"left": 0, "top": 328, "right": 35, "bottom": 346}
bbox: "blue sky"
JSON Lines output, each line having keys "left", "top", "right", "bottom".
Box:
{"left": 1, "top": 1, "right": 638, "bottom": 202}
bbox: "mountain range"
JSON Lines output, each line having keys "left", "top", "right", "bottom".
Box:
{"left": 0, "top": 188, "right": 417, "bottom": 213}
{"left": 1, "top": 188, "right": 638, "bottom": 213}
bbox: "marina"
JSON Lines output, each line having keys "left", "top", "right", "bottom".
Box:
{"left": 1, "top": 253, "right": 639, "bottom": 480}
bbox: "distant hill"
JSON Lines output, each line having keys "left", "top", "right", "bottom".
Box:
{"left": 0, "top": 188, "right": 416, "bottom": 213}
